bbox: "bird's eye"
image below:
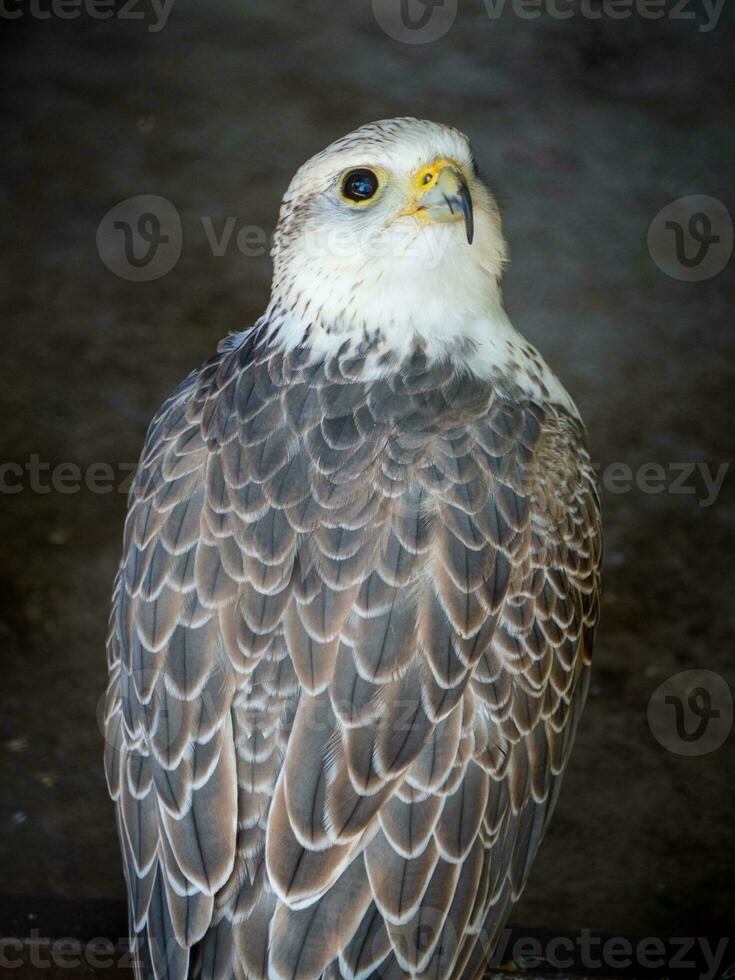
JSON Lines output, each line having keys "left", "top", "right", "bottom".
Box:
{"left": 341, "top": 168, "right": 380, "bottom": 203}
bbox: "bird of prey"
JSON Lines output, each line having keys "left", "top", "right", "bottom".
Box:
{"left": 104, "top": 117, "right": 601, "bottom": 980}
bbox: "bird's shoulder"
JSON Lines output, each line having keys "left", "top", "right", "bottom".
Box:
{"left": 132, "top": 331, "right": 595, "bottom": 502}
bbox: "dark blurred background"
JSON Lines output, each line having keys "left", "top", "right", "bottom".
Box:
{"left": 1, "top": 0, "right": 734, "bottom": 946}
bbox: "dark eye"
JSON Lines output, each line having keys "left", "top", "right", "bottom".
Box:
{"left": 342, "top": 168, "right": 379, "bottom": 202}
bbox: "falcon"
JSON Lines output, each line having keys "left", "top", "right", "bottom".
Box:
{"left": 103, "top": 117, "right": 602, "bottom": 980}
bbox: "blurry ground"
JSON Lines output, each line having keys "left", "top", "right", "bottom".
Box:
{"left": 1, "top": 0, "right": 734, "bottom": 941}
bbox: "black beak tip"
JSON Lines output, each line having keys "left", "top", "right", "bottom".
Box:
{"left": 463, "top": 202, "right": 474, "bottom": 245}
{"left": 458, "top": 185, "right": 474, "bottom": 245}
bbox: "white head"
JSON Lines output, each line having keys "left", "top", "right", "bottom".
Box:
{"left": 255, "top": 118, "right": 575, "bottom": 413}
{"left": 264, "top": 118, "right": 508, "bottom": 361}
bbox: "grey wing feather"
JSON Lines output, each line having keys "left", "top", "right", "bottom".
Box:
{"left": 105, "top": 336, "right": 601, "bottom": 980}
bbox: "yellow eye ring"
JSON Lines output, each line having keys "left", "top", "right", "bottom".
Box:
{"left": 341, "top": 168, "right": 380, "bottom": 205}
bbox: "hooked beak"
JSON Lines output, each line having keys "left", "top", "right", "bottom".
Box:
{"left": 413, "top": 164, "right": 474, "bottom": 244}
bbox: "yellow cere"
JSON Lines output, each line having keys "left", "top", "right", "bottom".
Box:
{"left": 412, "top": 157, "right": 464, "bottom": 195}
